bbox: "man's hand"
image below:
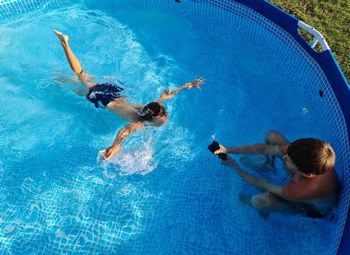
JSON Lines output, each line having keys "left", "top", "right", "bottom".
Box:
{"left": 100, "top": 145, "right": 121, "bottom": 161}
{"left": 215, "top": 144, "right": 240, "bottom": 155}
{"left": 214, "top": 143, "right": 228, "bottom": 155}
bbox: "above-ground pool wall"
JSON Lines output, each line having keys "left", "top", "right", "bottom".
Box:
{"left": 0, "top": 0, "right": 81, "bottom": 18}
{"left": 1, "top": 0, "right": 350, "bottom": 254}
{"left": 233, "top": 0, "right": 350, "bottom": 254}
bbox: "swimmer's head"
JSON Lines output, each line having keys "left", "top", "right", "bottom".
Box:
{"left": 139, "top": 102, "right": 167, "bottom": 121}
{"left": 287, "top": 138, "right": 335, "bottom": 176}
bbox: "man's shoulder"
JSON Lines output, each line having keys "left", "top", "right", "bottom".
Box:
{"left": 282, "top": 175, "right": 333, "bottom": 201}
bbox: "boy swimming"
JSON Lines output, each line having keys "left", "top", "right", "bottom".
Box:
{"left": 53, "top": 30, "right": 204, "bottom": 161}
{"left": 209, "top": 131, "right": 340, "bottom": 218}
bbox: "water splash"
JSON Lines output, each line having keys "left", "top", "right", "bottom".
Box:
{"left": 110, "top": 141, "right": 158, "bottom": 176}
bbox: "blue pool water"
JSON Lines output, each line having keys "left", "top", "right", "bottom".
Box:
{"left": 0, "top": 0, "right": 349, "bottom": 254}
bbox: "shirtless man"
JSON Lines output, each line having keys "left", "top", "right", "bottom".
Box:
{"left": 53, "top": 30, "right": 204, "bottom": 161}
{"left": 211, "top": 131, "right": 340, "bottom": 218}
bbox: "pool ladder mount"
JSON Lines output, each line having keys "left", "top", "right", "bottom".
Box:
{"left": 297, "top": 21, "right": 330, "bottom": 52}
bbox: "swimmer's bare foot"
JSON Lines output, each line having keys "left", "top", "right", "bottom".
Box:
{"left": 53, "top": 30, "right": 69, "bottom": 47}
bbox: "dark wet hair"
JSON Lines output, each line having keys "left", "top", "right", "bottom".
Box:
{"left": 138, "top": 102, "right": 166, "bottom": 121}
{"left": 287, "top": 138, "right": 335, "bottom": 175}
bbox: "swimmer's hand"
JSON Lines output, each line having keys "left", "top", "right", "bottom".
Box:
{"left": 159, "top": 88, "right": 172, "bottom": 101}
{"left": 100, "top": 145, "right": 121, "bottom": 161}
{"left": 186, "top": 77, "right": 205, "bottom": 89}
{"left": 157, "top": 78, "right": 204, "bottom": 104}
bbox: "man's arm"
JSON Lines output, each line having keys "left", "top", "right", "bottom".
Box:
{"left": 222, "top": 156, "right": 285, "bottom": 197}
{"left": 101, "top": 122, "right": 144, "bottom": 161}
{"left": 157, "top": 78, "right": 204, "bottom": 104}
{"left": 216, "top": 143, "right": 285, "bottom": 157}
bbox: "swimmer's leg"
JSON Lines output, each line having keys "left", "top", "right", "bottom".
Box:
{"left": 239, "top": 155, "right": 276, "bottom": 173}
{"left": 240, "top": 130, "right": 289, "bottom": 171}
{"left": 241, "top": 193, "right": 300, "bottom": 218}
{"left": 53, "top": 30, "right": 97, "bottom": 88}
{"left": 264, "top": 130, "right": 291, "bottom": 175}
{"left": 264, "top": 130, "right": 288, "bottom": 165}
{"left": 239, "top": 193, "right": 269, "bottom": 219}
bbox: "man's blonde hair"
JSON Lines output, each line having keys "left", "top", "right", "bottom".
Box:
{"left": 287, "top": 138, "right": 335, "bottom": 175}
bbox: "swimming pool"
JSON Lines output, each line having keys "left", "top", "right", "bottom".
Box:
{"left": 0, "top": 0, "right": 349, "bottom": 254}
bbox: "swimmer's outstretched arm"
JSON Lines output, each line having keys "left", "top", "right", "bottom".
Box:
{"left": 101, "top": 122, "right": 144, "bottom": 161}
{"left": 53, "top": 30, "right": 97, "bottom": 88}
{"left": 157, "top": 78, "right": 204, "bottom": 104}
{"left": 215, "top": 143, "right": 284, "bottom": 156}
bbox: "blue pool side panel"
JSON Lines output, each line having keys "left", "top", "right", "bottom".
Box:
{"left": 234, "top": 0, "right": 350, "bottom": 254}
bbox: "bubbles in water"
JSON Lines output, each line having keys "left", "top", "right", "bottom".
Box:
{"left": 20, "top": 177, "right": 38, "bottom": 195}
{"left": 5, "top": 225, "right": 16, "bottom": 234}
{"left": 302, "top": 107, "right": 309, "bottom": 114}
{"left": 106, "top": 140, "right": 158, "bottom": 176}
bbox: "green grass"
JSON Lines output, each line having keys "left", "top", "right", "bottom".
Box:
{"left": 269, "top": 0, "right": 350, "bottom": 83}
